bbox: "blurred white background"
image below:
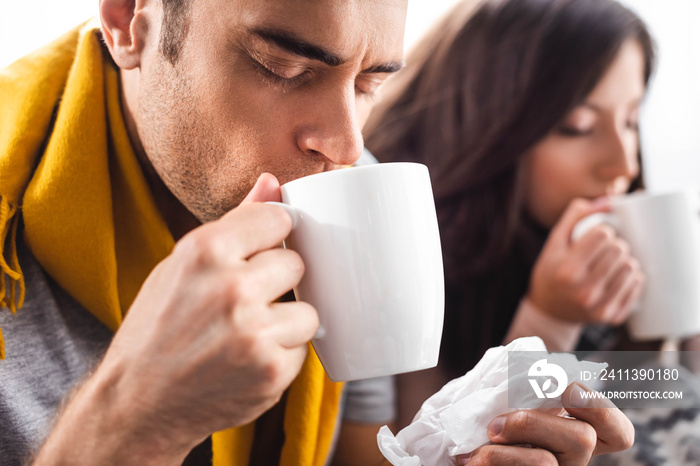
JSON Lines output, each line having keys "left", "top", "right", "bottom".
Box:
{"left": 616, "top": 0, "right": 700, "bottom": 192}
{"left": 0, "top": 0, "right": 697, "bottom": 191}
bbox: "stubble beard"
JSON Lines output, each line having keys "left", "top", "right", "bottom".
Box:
{"left": 136, "top": 60, "right": 254, "bottom": 223}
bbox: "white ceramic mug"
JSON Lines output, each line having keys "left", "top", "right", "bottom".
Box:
{"left": 573, "top": 188, "right": 700, "bottom": 340}
{"left": 270, "top": 162, "right": 444, "bottom": 382}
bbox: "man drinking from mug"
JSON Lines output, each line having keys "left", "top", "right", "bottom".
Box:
{"left": 0, "top": 0, "right": 633, "bottom": 464}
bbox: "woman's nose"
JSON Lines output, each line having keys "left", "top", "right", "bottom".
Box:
{"left": 600, "top": 124, "right": 640, "bottom": 181}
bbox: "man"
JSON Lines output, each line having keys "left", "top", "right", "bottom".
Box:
{"left": 0, "top": 0, "right": 633, "bottom": 464}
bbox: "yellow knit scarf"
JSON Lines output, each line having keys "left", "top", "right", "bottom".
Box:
{"left": 0, "top": 20, "right": 343, "bottom": 465}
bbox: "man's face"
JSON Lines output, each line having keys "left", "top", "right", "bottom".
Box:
{"left": 132, "top": 0, "right": 406, "bottom": 222}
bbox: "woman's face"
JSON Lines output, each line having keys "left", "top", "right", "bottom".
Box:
{"left": 524, "top": 39, "right": 647, "bottom": 228}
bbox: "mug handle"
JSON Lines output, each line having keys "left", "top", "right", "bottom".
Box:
{"left": 570, "top": 211, "right": 619, "bottom": 242}
{"left": 266, "top": 201, "right": 300, "bottom": 229}
{"left": 264, "top": 201, "right": 327, "bottom": 340}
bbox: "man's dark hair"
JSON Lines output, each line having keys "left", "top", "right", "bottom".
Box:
{"left": 160, "top": 0, "right": 191, "bottom": 63}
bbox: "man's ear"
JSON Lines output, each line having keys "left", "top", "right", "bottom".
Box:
{"left": 100, "top": 0, "right": 149, "bottom": 69}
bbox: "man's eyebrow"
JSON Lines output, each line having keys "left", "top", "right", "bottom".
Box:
{"left": 252, "top": 28, "right": 345, "bottom": 67}
{"left": 251, "top": 27, "right": 404, "bottom": 74}
{"left": 362, "top": 62, "right": 404, "bottom": 74}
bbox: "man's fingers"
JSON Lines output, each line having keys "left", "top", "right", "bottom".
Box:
{"left": 195, "top": 172, "right": 288, "bottom": 263}
{"left": 487, "top": 410, "right": 597, "bottom": 465}
{"left": 457, "top": 445, "right": 557, "bottom": 466}
{"left": 177, "top": 202, "right": 293, "bottom": 265}
{"left": 242, "top": 248, "right": 305, "bottom": 303}
{"left": 562, "top": 383, "right": 635, "bottom": 455}
{"left": 252, "top": 341, "right": 310, "bottom": 400}
{"left": 268, "top": 301, "right": 320, "bottom": 348}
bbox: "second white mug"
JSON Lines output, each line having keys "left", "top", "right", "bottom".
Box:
{"left": 573, "top": 188, "right": 700, "bottom": 340}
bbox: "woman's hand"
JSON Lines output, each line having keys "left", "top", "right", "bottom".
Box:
{"left": 527, "top": 198, "right": 645, "bottom": 326}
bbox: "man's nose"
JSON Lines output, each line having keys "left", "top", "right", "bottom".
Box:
{"left": 296, "top": 85, "right": 364, "bottom": 166}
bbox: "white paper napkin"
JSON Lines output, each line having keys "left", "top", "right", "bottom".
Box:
{"left": 377, "top": 336, "right": 607, "bottom": 466}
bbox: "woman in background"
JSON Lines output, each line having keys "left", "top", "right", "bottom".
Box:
{"left": 364, "top": 0, "right": 656, "bottom": 429}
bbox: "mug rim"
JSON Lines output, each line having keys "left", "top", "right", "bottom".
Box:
{"left": 612, "top": 185, "right": 700, "bottom": 206}
{"left": 280, "top": 161, "right": 428, "bottom": 191}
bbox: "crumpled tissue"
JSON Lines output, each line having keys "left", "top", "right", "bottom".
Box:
{"left": 377, "top": 336, "right": 607, "bottom": 466}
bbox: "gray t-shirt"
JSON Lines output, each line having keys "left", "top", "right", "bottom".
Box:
{"left": 0, "top": 236, "right": 394, "bottom": 465}
{"left": 0, "top": 237, "right": 112, "bottom": 465}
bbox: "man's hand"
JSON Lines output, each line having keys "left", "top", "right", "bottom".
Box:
{"left": 34, "top": 174, "right": 318, "bottom": 465}
{"left": 455, "top": 383, "right": 634, "bottom": 465}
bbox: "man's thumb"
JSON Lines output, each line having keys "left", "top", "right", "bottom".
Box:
{"left": 241, "top": 173, "right": 282, "bottom": 205}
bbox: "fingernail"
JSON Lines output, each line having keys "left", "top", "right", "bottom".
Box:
{"left": 569, "top": 383, "right": 590, "bottom": 408}
{"left": 457, "top": 453, "right": 472, "bottom": 465}
{"left": 488, "top": 416, "right": 505, "bottom": 437}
